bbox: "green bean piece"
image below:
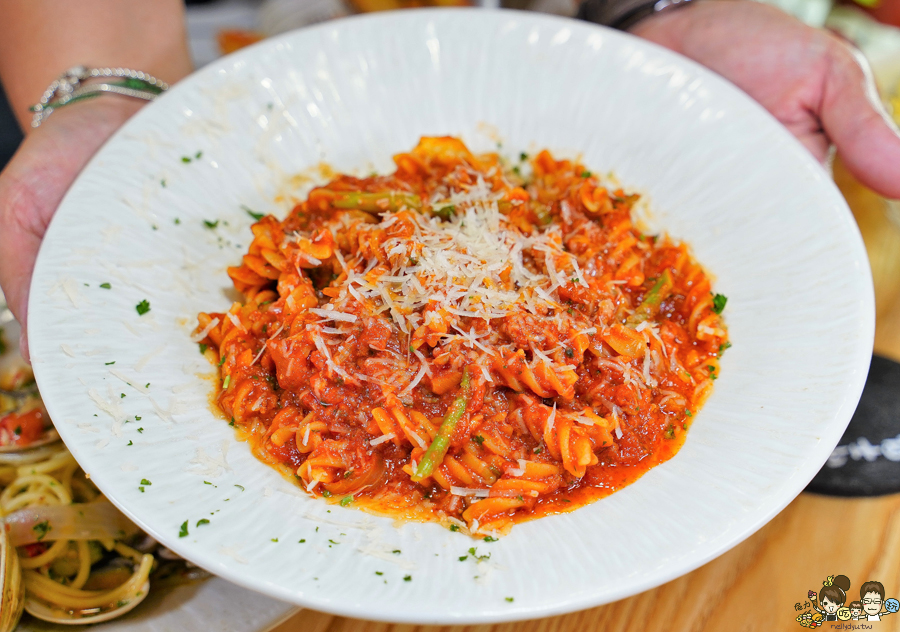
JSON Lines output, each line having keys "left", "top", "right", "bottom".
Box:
{"left": 329, "top": 191, "right": 422, "bottom": 212}
{"left": 627, "top": 270, "right": 673, "bottom": 327}
{"left": 412, "top": 368, "right": 471, "bottom": 482}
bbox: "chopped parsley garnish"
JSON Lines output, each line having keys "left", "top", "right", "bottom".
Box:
{"left": 105, "top": 361, "right": 115, "bottom": 365}
{"left": 135, "top": 299, "right": 151, "bottom": 315}
{"left": 33, "top": 520, "right": 51, "bottom": 541}
{"left": 519, "top": 152, "right": 528, "bottom": 161}
{"left": 375, "top": 571, "right": 383, "bottom": 576}
{"left": 449, "top": 524, "right": 460, "bottom": 532}
{"left": 241, "top": 205, "right": 265, "bottom": 221}
{"left": 120, "top": 393, "right": 126, "bottom": 398}
{"left": 141, "top": 479, "right": 152, "bottom": 486}
{"left": 203, "top": 219, "right": 219, "bottom": 230}
{"left": 178, "top": 521, "right": 189, "bottom": 538}
{"left": 174, "top": 218, "right": 181, "bottom": 225}
{"left": 581, "top": 170, "right": 592, "bottom": 178}
{"left": 99, "top": 282, "right": 111, "bottom": 289}
{"left": 392, "top": 549, "right": 401, "bottom": 555}
{"left": 137, "top": 427, "right": 144, "bottom": 433}
{"left": 712, "top": 293, "right": 728, "bottom": 314}
{"left": 533, "top": 447, "right": 542, "bottom": 454}
{"left": 474, "top": 435, "right": 485, "bottom": 446}
{"left": 403, "top": 575, "right": 412, "bottom": 582}
{"left": 466, "top": 547, "right": 491, "bottom": 562}
{"left": 322, "top": 490, "right": 332, "bottom": 498}
{"left": 328, "top": 539, "right": 340, "bottom": 545}
{"left": 135, "top": 416, "right": 141, "bottom": 421}
{"left": 197, "top": 519, "right": 210, "bottom": 527}
{"left": 218, "top": 355, "right": 227, "bottom": 367}
{"left": 271, "top": 538, "right": 279, "bottom": 542}
{"left": 234, "top": 484, "right": 245, "bottom": 491}
{"left": 340, "top": 496, "right": 353, "bottom": 506}
{"left": 506, "top": 597, "right": 514, "bottom": 602}
{"left": 199, "top": 343, "right": 208, "bottom": 354}
{"left": 299, "top": 539, "right": 306, "bottom": 543}
{"left": 564, "top": 347, "right": 574, "bottom": 358}
{"left": 139, "top": 486, "right": 145, "bottom": 493}
{"left": 181, "top": 156, "right": 192, "bottom": 163}
{"left": 222, "top": 375, "right": 231, "bottom": 389}
{"left": 195, "top": 151, "right": 203, "bottom": 160}
{"left": 718, "top": 341, "right": 732, "bottom": 356}
{"left": 482, "top": 536, "right": 498, "bottom": 543}
{"left": 127, "top": 440, "right": 133, "bottom": 446}
{"left": 685, "top": 410, "right": 693, "bottom": 417}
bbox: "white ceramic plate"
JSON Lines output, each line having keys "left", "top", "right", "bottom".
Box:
{"left": 27, "top": 9, "right": 873, "bottom": 624}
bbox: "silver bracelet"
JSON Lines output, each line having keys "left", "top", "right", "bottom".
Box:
{"left": 578, "top": 0, "right": 697, "bottom": 31}
{"left": 31, "top": 66, "right": 169, "bottom": 128}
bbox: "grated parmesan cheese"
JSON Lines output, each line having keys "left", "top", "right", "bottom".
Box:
{"left": 191, "top": 317, "right": 220, "bottom": 343}
{"left": 369, "top": 433, "right": 395, "bottom": 446}
{"left": 450, "top": 486, "right": 491, "bottom": 498}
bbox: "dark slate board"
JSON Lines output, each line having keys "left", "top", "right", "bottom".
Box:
{"left": 807, "top": 355, "right": 900, "bottom": 497}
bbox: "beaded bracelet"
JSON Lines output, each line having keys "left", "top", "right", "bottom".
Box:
{"left": 30, "top": 66, "right": 169, "bottom": 128}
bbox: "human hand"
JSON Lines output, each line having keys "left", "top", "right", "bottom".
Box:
{"left": 0, "top": 97, "right": 145, "bottom": 358}
{"left": 631, "top": 0, "right": 900, "bottom": 199}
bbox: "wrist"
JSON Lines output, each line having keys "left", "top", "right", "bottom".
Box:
{"left": 0, "top": 0, "right": 192, "bottom": 130}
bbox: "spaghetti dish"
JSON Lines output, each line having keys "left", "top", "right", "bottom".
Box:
{"left": 196, "top": 137, "right": 729, "bottom": 536}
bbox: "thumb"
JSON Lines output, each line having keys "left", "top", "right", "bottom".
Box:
{"left": 821, "top": 42, "right": 900, "bottom": 199}
{"left": 0, "top": 167, "right": 42, "bottom": 355}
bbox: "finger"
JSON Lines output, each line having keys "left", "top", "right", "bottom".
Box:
{"left": 790, "top": 129, "right": 832, "bottom": 165}
{"left": 0, "top": 167, "right": 43, "bottom": 327}
{"left": 821, "top": 41, "right": 900, "bottom": 199}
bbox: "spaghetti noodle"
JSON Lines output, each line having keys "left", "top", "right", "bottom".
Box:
{"left": 196, "top": 137, "right": 729, "bottom": 536}
{"left": 0, "top": 444, "right": 153, "bottom": 618}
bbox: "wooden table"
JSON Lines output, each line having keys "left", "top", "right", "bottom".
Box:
{"left": 273, "top": 159, "right": 900, "bottom": 632}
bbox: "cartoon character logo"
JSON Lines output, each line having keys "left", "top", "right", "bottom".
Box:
{"left": 813, "top": 575, "right": 851, "bottom": 623}
{"left": 796, "top": 576, "right": 897, "bottom": 626}
{"left": 860, "top": 581, "right": 897, "bottom": 621}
